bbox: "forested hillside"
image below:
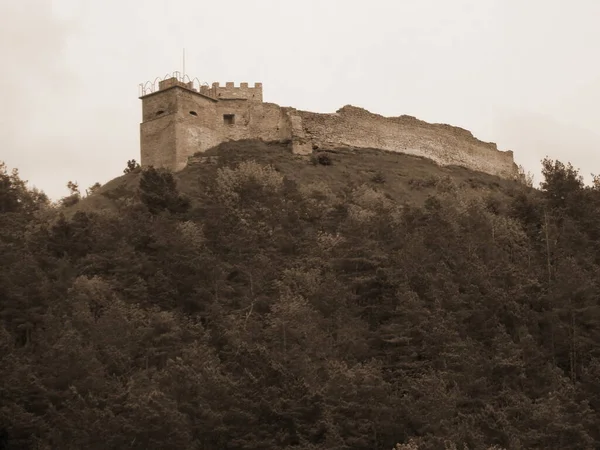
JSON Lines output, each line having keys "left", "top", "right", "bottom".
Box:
{"left": 2, "top": 141, "right": 600, "bottom": 449}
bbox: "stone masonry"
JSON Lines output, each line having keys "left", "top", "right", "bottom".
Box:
{"left": 139, "top": 76, "right": 518, "bottom": 178}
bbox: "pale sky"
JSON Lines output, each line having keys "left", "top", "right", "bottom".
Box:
{"left": 2, "top": 0, "right": 600, "bottom": 200}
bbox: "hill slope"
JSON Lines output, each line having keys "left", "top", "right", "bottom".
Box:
{"left": 2, "top": 142, "right": 600, "bottom": 450}
{"left": 76, "top": 140, "right": 520, "bottom": 215}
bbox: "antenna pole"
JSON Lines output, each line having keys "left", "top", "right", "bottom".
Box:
{"left": 183, "top": 48, "right": 186, "bottom": 79}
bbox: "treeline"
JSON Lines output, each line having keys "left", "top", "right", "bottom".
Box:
{"left": 1, "top": 156, "right": 600, "bottom": 449}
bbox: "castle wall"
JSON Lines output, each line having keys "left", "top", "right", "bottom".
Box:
{"left": 246, "top": 103, "right": 291, "bottom": 141}
{"left": 289, "top": 106, "right": 518, "bottom": 178}
{"left": 215, "top": 101, "right": 291, "bottom": 142}
{"left": 140, "top": 80, "right": 518, "bottom": 179}
{"left": 140, "top": 114, "right": 178, "bottom": 169}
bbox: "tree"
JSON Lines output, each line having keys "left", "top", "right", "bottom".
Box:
{"left": 516, "top": 164, "right": 535, "bottom": 188}
{"left": 138, "top": 167, "right": 190, "bottom": 215}
{"left": 60, "top": 180, "right": 82, "bottom": 207}
{"left": 85, "top": 182, "right": 102, "bottom": 196}
{"left": 592, "top": 174, "right": 600, "bottom": 190}
{"left": 124, "top": 159, "right": 141, "bottom": 174}
{"left": 67, "top": 181, "right": 80, "bottom": 196}
{"left": 539, "top": 158, "right": 584, "bottom": 211}
{"left": 0, "top": 162, "right": 48, "bottom": 214}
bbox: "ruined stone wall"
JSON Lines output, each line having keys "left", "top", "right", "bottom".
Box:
{"left": 140, "top": 82, "right": 517, "bottom": 178}
{"left": 289, "top": 105, "right": 518, "bottom": 178}
{"left": 215, "top": 101, "right": 291, "bottom": 142}
{"left": 247, "top": 103, "right": 291, "bottom": 141}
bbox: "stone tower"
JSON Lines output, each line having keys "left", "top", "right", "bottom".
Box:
{"left": 139, "top": 75, "right": 264, "bottom": 171}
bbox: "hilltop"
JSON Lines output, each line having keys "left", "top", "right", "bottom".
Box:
{"left": 2, "top": 141, "right": 600, "bottom": 450}
{"left": 78, "top": 140, "right": 521, "bottom": 216}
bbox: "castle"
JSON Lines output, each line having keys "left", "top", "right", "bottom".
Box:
{"left": 139, "top": 74, "right": 518, "bottom": 178}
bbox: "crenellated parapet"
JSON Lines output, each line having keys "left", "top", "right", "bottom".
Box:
{"left": 138, "top": 73, "right": 263, "bottom": 102}
{"left": 200, "top": 82, "right": 263, "bottom": 102}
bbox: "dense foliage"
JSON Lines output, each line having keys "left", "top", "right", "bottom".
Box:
{"left": 2, "top": 153, "right": 600, "bottom": 449}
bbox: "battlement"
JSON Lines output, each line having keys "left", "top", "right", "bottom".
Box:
{"left": 139, "top": 74, "right": 263, "bottom": 103}
{"left": 200, "top": 82, "right": 263, "bottom": 102}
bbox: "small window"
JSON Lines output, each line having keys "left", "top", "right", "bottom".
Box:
{"left": 156, "top": 110, "right": 165, "bottom": 116}
{"left": 189, "top": 111, "right": 198, "bottom": 116}
{"left": 223, "top": 114, "right": 235, "bottom": 125}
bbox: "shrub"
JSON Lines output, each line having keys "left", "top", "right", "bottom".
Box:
{"left": 124, "top": 159, "right": 141, "bottom": 174}
{"left": 371, "top": 171, "right": 386, "bottom": 184}
{"left": 215, "top": 160, "right": 284, "bottom": 205}
{"left": 311, "top": 153, "right": 333, "bottom": 166}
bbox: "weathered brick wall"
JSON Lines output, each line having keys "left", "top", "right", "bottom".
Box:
{"left": 288, "top": 105, "right": 518, "bottom": 178}
{"left": 145, "top": 96, "right": 289, "bottom": 170}
{"left": 141, "top": 89, "right": 179, "bottom": 122}
{"left": 216, "top": 100, "right": 252, "bottom": 141}
{"left": 175, "top": 90, "right": 221, "bottom": 171}
{"left": 141, "top": 87, "right": 222, "bottom": 170}
{"left": 140, "top": 114, "right": 177, "bottom": 169}
{"left": 215, "top": 101, "right": 291, "bottom": 142}
{"left": 247, "top": 103, "right": 291, "bottom": 141}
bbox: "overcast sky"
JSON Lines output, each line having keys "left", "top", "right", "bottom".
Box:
{"left": 2, "top": 0, "right": 600, "bottom": 199}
